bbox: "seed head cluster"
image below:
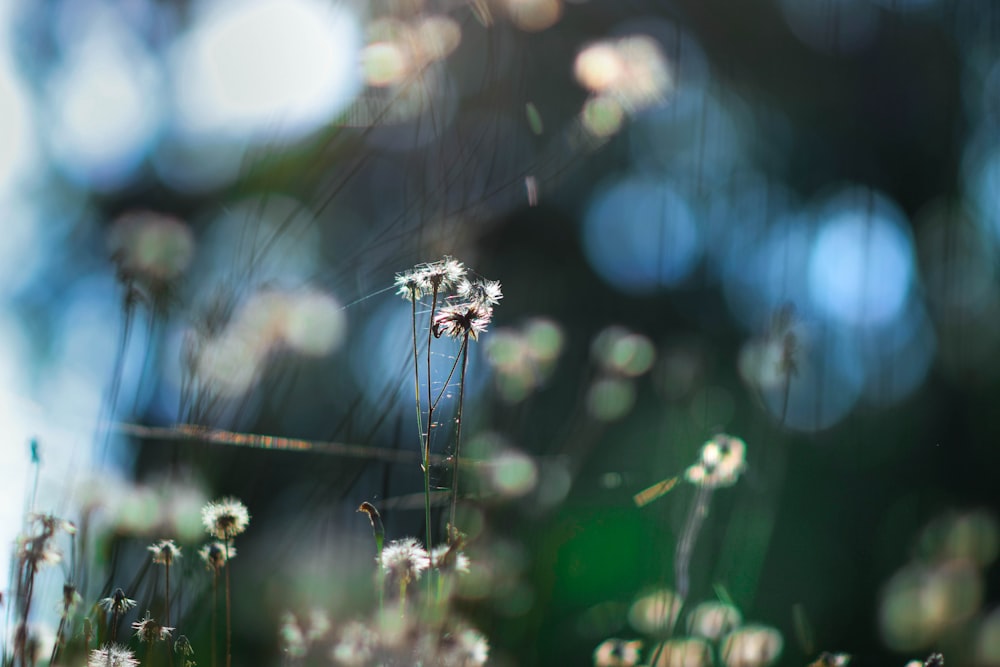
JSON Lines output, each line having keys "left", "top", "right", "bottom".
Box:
{"left": 396, "top": 255, "right": 502, "bottom": 341}
{"left": 685, "top": 434, "right": 747, "bottom": 488}
{"left": 394, "top": 256, "right": 467, "bottom": 301}
{"left": 88, "top": 644, "right": 139, "bottom": 667}
{"left": 148, "top": 538, "right": 182, "bottom": 565}
{"left": 98, "top": 588, "right": 137, "bottom": 616}
{"left": 378, "top": 537, "right": 431, "bottom": 585}
{"left": 201, "top": 497, "right": 251, "bottom": 540}
{"left": 132, "top": 611, "right": 174, "bottom": 643}
{"left": 199, "top": 541, "right": 236, "bottom": 571}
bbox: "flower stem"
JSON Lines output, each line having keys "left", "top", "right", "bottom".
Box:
{"left": 412, "top": 297, "right": 433, "bottom": 567}
{"left": 165, "top": 562, "right": 173, "bottom": 667}
{"left": 224, "top": 543, "right": 232, "bottom": 667}
{"left": 210, "top": 571, "right": 218, "bottom": 667}
{"left": 424, "top": 287, "right": 440, "bottom": 544}
{"left": 675, "top": 483, "right": 714, "bottom": 600}
{"left": 448, "top": 333, "right": 471, "bottom": 533}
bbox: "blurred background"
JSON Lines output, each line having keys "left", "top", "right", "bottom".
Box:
{"left": 2, "top": 0, "right": 1000, "bottom": 665}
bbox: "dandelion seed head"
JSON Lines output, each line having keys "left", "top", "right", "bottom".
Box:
{"left": 199, "top": 541, "right": 236, "bottom": 571}
{"left": 331, "top": 620, "right": 376, "bottom": 666}
{"left": 653, "top": 637, "right": 712, "bottom": 667}
{"left": 457, "top": 278, "right": 503, "bottom": 307}
{"left": 98, "top": 589, "right": 137, "bottom": 615}
{"left": 379, "top": 537, "right": 430, "bottom": 584}
{"left": 58, "top": 584, "right": 82, "bottom": 616}
{"left": 148, "top": 539, "right": 182, "bottom": 565}
{"left": 175, "top": 635, "right": 195, "bottom": 657}
{"left": 132, "top": 611, "right": 174, "bottom": 643}
{"left": 280, "top": 612, "right": 307, "bottom": 658}
{"left": 394, "top": 270, "right": 427, "bottom": 301}
{"left": 29, "top": 513, "right": 75, "bottom": 536}
{"left": 433, "top": 302, "right": 493, "bottom": 341}
{"left": 439, "top": 626, "right": 490, "bottom": 666}
{"left": 629, "top": 588, "right": 682, "bottom": 635}
{"left": 685, "top": 435, "right": 747, "bottom": 488}
{"left": 431, "top": 544, "right": 471, "bottom": 574}
{"left": 88, "top": 644, "right": 140, "bottom": 667}
{"left": 722, "top": 625, "right": 784, "bottom": 667}
{"left": 16, "top": 535, "right": 62, "bottom": 570}
{"left": 594, "top": 638, "right": 643, "bottom": 667}
{"left": 688, "top": 602, "right": 743, "bottom": 641}
{"left": 201, "top": 497, "right": 250, "bottom": 539}
{"left": 428, "top": 256, "right": 467, "bottom": 290}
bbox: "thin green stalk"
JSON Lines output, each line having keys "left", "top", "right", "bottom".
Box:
{"left": 224, "top": 544, "right": 232, "bottom": 667}
{"left": 431, "top": 344, "right": 466, "bottom": 411}
{"left": 165, "top": 562, "right": 173, "bottom": 667}
{"left": 411, "top": 297, "right": 432, "bottom": 563}
{"left": 210, "top": 570, "right": 218, "bottom": 667}
{"left": 358, "top": 503, "right": 385, "bottom": 615}
{"left": 675, "top": 483, "right": 713, "bottom": 601}
{"left": 448, "top": 333, "right": 471, "bottom": 533}
{"left": 424, "top": 287, "right": 440, "bottom": 544}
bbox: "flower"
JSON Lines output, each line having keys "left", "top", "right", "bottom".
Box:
{"left": 88, "top": 644, "right": 139, "bottom": 667}
{"left": 280, "top": 612, "right": 307, "bottom": 659}
{"left": 685, "top": 434, "right": 747, "bottom": 488}
{"left": 652, "top": 638, "right": 711, "bottom": 667}
{"left": 148, "top": 539, "right": 182, "bottom": 565}
{"left": 456, "top": 278, "right": 503, "bottom": 307}
{"left": 430, "top": 544, "right": 470, "bottom": 574}
{"left": 58, "top": 584, "right": 82, "bottom": 615}
{"left": 395, "top": 256, "right": 467, "bottom": 301}
{"left": 15, "top": 535, "right": 61, "bottom": 571}
{"left": 432, "top": 302, "right": 493, "bottom": 341}
{"left": 593, "top": 638, "right": 643, "bottom": 667}
{"left": 199, "top": 541, "right": 236, "bottom": 571}
{"left": 132, "top": 611, "right": 174, "bottom": 643}
{"left": 721, "top": 625, "right": 783, "bottom": 667}
{"left": 331, "top": 621, "right": 376, "bottom": 666}
{"left": 425, "top": 256, "right": 466, "bottom": 291}
{"left": 98, "top": 589, "right": 136, "bottom": 616}
{"left": 439, "top": 626, "right": 490, "bottom": 667}
{"left": 394, "top": 270, "right": 427, "bottom": 301}
{"left": 175, "top": 635, "right": 195, "bottom": 657}
{"left": 378, "top": 537, "right": 430, "bottom": 584}
{"left": 201, "top": 497, "right": 250, "bottom": 540}
{"left": 687, "top": 601, "right": 742, "bottom": 641}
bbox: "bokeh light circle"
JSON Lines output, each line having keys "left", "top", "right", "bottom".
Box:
{"left": 808, "top": 189, "right": 915, "bottom": 328}
{"left": 582, "top": 176, "right": 700, "bottom": 294}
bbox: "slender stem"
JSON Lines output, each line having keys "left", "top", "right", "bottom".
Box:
{"left": 165, "top": 562, "right": 173, "bottom": 667}
{"left": 412, "top": 297, "right": 432, "bottom": 562}
{"left": 110, "top": 607, "right": 119, "bottom": 643}
{"left": 50, "top": 613, "right": 66, "bottom": 666}
{"left": 448, "top": 333, "right": 471, "bottom": 533}
{"left": 211, "top": 571, "right": 218, "bottom": 667}
{"left": 430, "top": 345, "right": 465, "bottom": 411}
{"left": 224, "top": 544, "right": 232, "bottom": 667}
{"left": 675, "top": 484, "right": 714, "bottom": 601}
{"left": 424, "top": 287, "right": 440, "bottom": 513}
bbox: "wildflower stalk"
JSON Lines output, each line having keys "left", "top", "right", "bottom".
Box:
{"left": 358, "top": 502, "right": 385, "bottom": 614}
{"left": 224, "top": 541, "right": 233, "bottom": 667}
{"left": 424, "top": 283, "right": 441, "bottom": 554}
{"left": 448, "top": 332, "right": 471, "bottom": 534}
{"left": 211, "top": 569, "right": 218, "bottom": 667}
{"left": 165, "top": 560, "right": 174, "bottom": 667}
{"left": 408, "top": 296, "right": 433, "bottom": 565}
{"left": 674, "top": 483, "right": 713, "bottom": 600}
{"left": 49, "top": 584, "right": 78, "bottom": 666}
